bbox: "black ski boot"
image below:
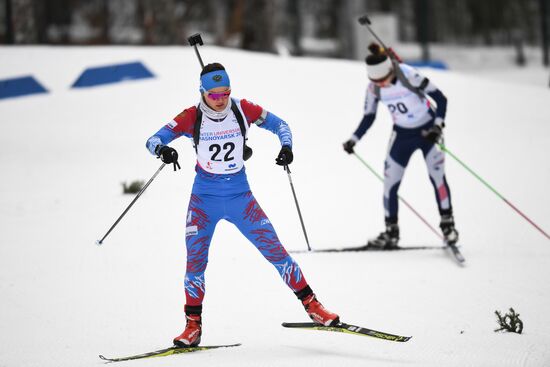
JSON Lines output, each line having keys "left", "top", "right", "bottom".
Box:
{"left": 367, "top": 223, "right": 400, "bottom": 250}
{"left": 440, "top": 214, "right": 459, "bottom": 245}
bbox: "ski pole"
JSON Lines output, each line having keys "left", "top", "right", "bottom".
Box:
{"left": 438, "top": 143, "right": 550, "bottom": 241}
{"left": 188, "top": 33, "right": 205, "bottom": 68}
{"left": 284, "top": 165, "right": 312, "bottom": 251}
{"left": 358, "top": 14, "right": 405, "bottom": 64}
{"left": 358, "top": 14, "right": 391, "bottom": 52}
{"left": 96, "top": 163, "right": 167, "bottom": 246}
{"left": 353, "top": 152, "right": 443, "bottom": 240}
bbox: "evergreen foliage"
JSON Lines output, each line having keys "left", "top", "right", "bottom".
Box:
{"left": 494, "top": 308, "right": 523, "bottom": 334}
{"left": 122, "top": 180, "right": 144, "bottom": 194}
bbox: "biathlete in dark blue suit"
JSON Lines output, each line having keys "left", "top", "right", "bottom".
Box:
{"left": 146, "top": 63, "right": 339, "bottom": 347}
{"left": 343, "top": 44, "right": 459, "bottom": 249}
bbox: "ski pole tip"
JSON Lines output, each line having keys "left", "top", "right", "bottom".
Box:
{"left": 95, "top": 240, "right": 103, "bottom": 246}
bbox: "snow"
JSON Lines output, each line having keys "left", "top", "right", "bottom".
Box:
{"left": 1, "top": 45, "right": 550, "bottom": 367}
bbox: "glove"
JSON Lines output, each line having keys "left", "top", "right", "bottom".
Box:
{"left": 158, "top": 146, "right": 178, "bottom": 163}
{"left": 157, "top": 146, "right": 181, "bottom": 171}
{"left": 275, "top": 145, "right": 293, "bottom": 166}
{"left": 422, "top": 124, "right": 443, "bottom": 144}
{"left": 243, "top": 145, "right": 253, "bottom": 161}
{"left": 343, "top": 139, "right": 356, "bottom": 154}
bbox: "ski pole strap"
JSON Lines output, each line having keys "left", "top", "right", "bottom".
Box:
{"left": 438, "top": 144, "right": 550, "bottom": 240}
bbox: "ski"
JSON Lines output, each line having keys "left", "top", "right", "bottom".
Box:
{"left": 290, "top": 244, "right": 444, "bottom": 254}
{"left": 445, "top": 241, "right": 465, "bottom": 265}
{"left": 99, "top": 343, "right": 241, "bottom": 363}
{"left": 282, "top": 322, "right": 411, "bottom": 342}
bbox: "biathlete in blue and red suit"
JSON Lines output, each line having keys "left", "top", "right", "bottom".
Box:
{"left": 146, "top": 63, "right": 339, "bottom": 347}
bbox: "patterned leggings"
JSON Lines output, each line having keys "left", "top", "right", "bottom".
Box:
{"left": 383, "top": 129, "right": 453, "bottom": 222}
{"left": 184, "top": 191, "right": 308, "bottom": 306}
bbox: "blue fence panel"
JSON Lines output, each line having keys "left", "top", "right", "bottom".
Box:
{"left": 0, "top": 76, "right": 48, "bottom": 100}
{"left": 405, "top": 60, "right": 449, "bottom": 70}
{"left": 72, "top": 61, "right": 155, "bottom": 88}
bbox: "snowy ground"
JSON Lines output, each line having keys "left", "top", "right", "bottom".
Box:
{"left": 1, "top": 46, "right": 550, "bottom": 367}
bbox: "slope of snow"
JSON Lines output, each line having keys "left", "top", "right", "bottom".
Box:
{"left": 1, "top": 46, "right": 549, "bottom": 367}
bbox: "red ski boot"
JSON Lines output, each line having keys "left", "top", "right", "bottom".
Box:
{"left": 173, "top": 314, "right": 202, "bottom": 347}
{"left": 302, "top": 294, "right": 340, "bottom": 326}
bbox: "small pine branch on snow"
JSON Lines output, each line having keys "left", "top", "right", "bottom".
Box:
{"left": 122, "top": 180, "right": 144, "bottom": 194}
{"left": 494, "top": 308, "right": 523, "bottom": 334}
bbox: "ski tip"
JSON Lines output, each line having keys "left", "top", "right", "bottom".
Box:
{"left": 281, "top": 322, "right": 310, "bottom": 328}
{"left": 190, "top": 343, "right": 242, "bottom": 349}
{"left": 98, "top": 354, "right": 112, "bottom": 362}
{"left": 220, "top": 343, "right": 242, "bottom": 347}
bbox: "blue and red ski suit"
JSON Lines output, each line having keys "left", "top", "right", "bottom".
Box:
{"left": 146, "top": 98, "right": 308, "bottom": 307}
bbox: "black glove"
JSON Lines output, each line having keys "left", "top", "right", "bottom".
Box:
{"left": 275, "top": 145, "right": 293, "bottom": 166}
{"left": 422, "top": 125, "right": 443, "bottom": 144}
{"left": 343, "top": 139, "right": 356, "bottom": 154}
{"left": 157, "top": 146, "right": 181, "bottom": 171}
{"left": 243, "top": 145, "right": 253, "bottom": 161}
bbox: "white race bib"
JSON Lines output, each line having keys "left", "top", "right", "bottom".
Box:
{"left": 379, "top": 85, "right": 432, "bottom": 128}
{"left": 196, "top": 109, "right": 246, "bottom": 174}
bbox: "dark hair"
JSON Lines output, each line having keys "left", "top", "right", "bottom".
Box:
{"left": 201, "top": 63, "right": 225, "bottom": 76}
{"left": 365, "top": 42, "right": 389, "bottom": 65}
{"left": 365, "top": 53, "right": 388, "bottom": 65}
{"left": 368, "top": 42, "right": 383, "bottom": 55}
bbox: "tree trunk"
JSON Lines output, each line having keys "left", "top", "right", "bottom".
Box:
{"left": 100, "top": 0, "right": 110, "bottom": 44}
{"left": 338, "top": 0, "right": 367, "bottom": 59}
{"left": 210, "top": 0, "right": 228, "bottom": 46}
{"left": 140, "top": 0, "right": 182, "bottom": 44}
{"left": 5, "top": 0, "right": 15, "bottom": 43}
{"left": 12, "top": 0, "right": 37, "bottom": 43}
{"left": 541, "top": 0, "right": 549, "bottom": 67}
{"left": 241, "top": 0, "right": 275, "bottom": 53}
{"left": 415, "top": 0, "right": 431, "bottom": 61}
{"left": 287, "top": 0, "right": 302, "bottom": 56}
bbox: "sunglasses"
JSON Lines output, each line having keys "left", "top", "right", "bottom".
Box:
{"left": 206, "top": 89, "right": 231, "bottom": 100}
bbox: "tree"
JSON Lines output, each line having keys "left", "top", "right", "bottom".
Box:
{"left": 241, "top": 0, "right": 275, "bottom": 53}
{"left": 286, "top": 0, "right": 302, "bottom": 55}
{"left": 541, "top": 0, "right": 549, "bottom": 66}
{"left": 337, "top": 0, "right": 366, "bottom": 59}
{"left": 5, "top": 0, "right": 15, "bottom": 43}
{"left": 140, "top": 0, "right": 186, "bottom": 45}
{"left": 414, "top": 0, "right": 431, "bottom": 61}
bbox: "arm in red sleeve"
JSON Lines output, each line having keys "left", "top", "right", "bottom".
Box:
{"left": 145, "top": 106, "right": 197, "bottom": 155}
{"left": 240, "top": 99, "right": 267, "bottom": 126}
